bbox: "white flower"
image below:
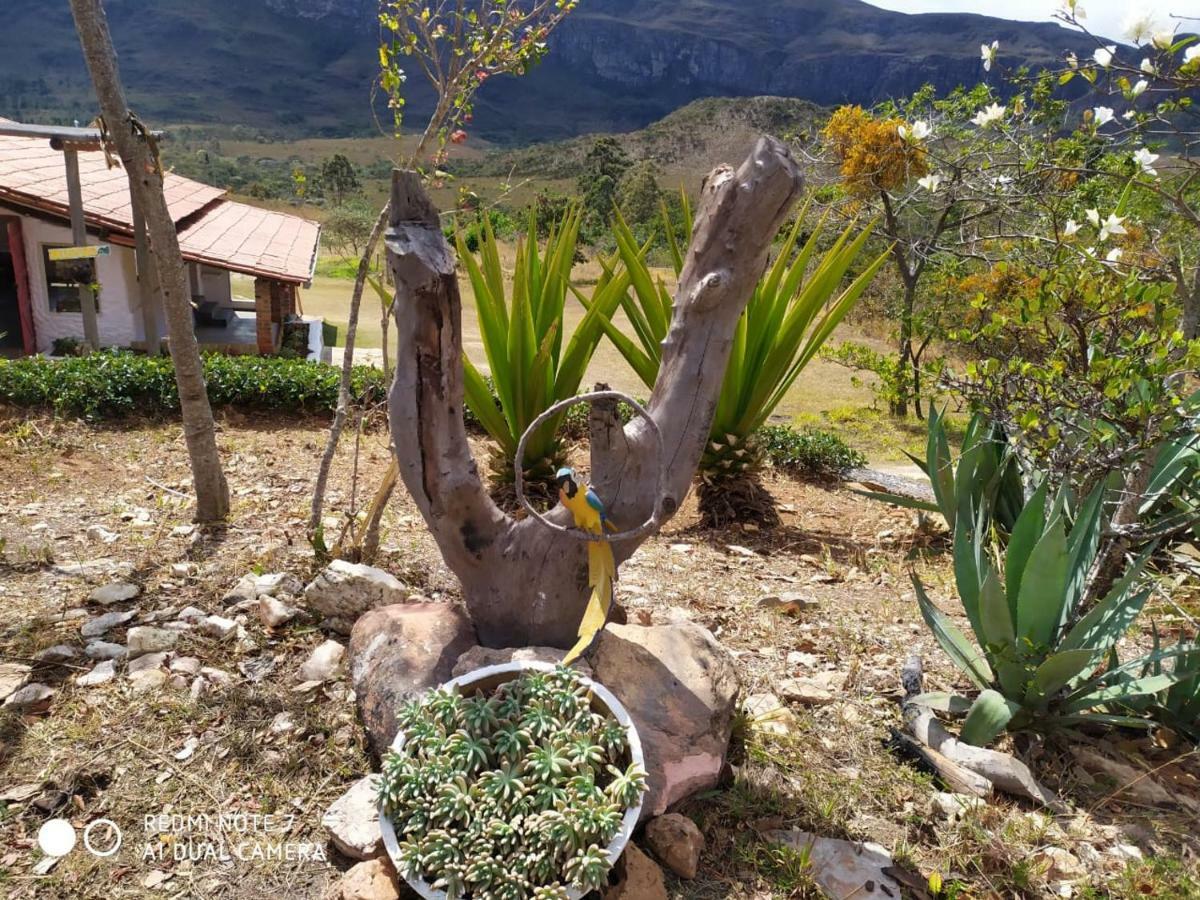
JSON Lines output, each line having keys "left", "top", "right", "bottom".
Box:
{"left": 1130, "top": 79, "right": 1149, "bottom": 98}
{"left": 1092, "top": 106, "right": 1115, "bottom": 127}
{"left": 1064, "top": 219, "right": 1081, "bottom": 236}
{"left": 918, "top": 174, "right": 943, "bottom": 193}
{"left": 981, "top": 40, "right": 999, "bottom": 72}
{"left": 1152, "top": 30, "right": 1176, "bottom": 50}
{"left": 1067, "top": 52, "right": 1079, "bottom": 70}
{"left": 1086, "top": 208, "right": 1101, "bottom": 228}
{"left": 1094, "top": 45, "right": 1117, "bottom": 68}
{"left": 1140, "top": 57, "right": 1158, "bottom": 75}
{"left": 1133, "top": 147, "right": 1159, "bottom": 177}
{"left": 990, "top": 175, "right": 1014, "bottom": 191}
{"left": 1106, "top": 247, "right": 1124, "bottom": 263}
{"left": 899, "top": 120, "right": 931, "bottom": 142}
{"left": 1059, "top": 0, "right": 1086, "bottom": 20}
{"left": 1122, "top": 13, "right": 1159, "bottom": 44}
{"left": 972, "top": 103, "right": 1006, "bottom": 128}
{"left": 1124, "top": 110, "right": 1137, "bottom": 120}
{"left": 1099, "top": 213, "right": 1127, "bottom": 241}
{"left": 1084, "top": 246, "right": 1097, "bottom": 257}
{"left": 1186, "top": 46, "right": 1200, "bottom": 65}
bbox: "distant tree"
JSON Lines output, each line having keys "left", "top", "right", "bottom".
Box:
{"left": 321, "top": 153, "right": 360, "bottom": 207}
{"left": 578, "top": 136, "right": 631, "bottom": 232}
{"left": 616, "top": 160, "right": 664, "bottom": 230}
{"left": 324, "top": 199, "right": 379, "bottom": 259}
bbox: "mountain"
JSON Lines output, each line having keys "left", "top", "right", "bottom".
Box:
{"left": 0, "top": 0, "right": 1098, "bottom": 143}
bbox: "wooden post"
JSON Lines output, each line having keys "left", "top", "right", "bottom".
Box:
{"left": 62, "top": 147, "right": 100, "bottom": 350}
{"left": 131, "top": 198, "right": 159, "bottom": 356}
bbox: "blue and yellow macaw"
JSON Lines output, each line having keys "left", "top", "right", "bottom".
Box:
{"left": 556, "top": 467, "right": 617, "bottom": 665}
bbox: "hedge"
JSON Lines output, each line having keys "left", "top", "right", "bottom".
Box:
{"left": 0, "top": 351, "right": 388, "bottom": 420}
{"left": 759, "top": 423, "right": 866, "bottom": 478}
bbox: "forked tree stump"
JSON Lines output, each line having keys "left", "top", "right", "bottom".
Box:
{"left": 385, "top": 137, "right": 804, "bottom": 647}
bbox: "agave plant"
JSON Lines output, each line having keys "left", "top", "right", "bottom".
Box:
{"left": 457, "top": 210, "right": 631, "bottom": 485}
{"left": 378, "top": 665, "right": 647, "bottom": 898}
{"left": 1110, "top": 629, "right": 1200, "bottom": 742}
{"left": 582, "top": 199, "right": 887, "bottom": 525}
{"left": 857, "top": 408, "right": 1026, "bottom": 539}
{"left": 912, "top": 480, "right": 1190, "bottom": 746}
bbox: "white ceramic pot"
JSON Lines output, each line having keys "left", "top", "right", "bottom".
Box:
{"left": 378, "top": 660, "right": 646, "bottom": 900}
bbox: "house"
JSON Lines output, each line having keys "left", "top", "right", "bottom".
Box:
{"left": 0, "top": 119, "right": 321, "bottom": 357}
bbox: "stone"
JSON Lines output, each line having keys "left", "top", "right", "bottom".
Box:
{"left": 758, "top": 592, "right": 819, "bottom": 615}
{"left": 258, "top": 595, "right": 299, "bottom": 629}
{"left": 128, "top": 669, "right": 167, "bottom": 693}
{"left": 340, "top": 857, "right": 400, "bottom": 900}
{"left": 778, "top": 672, "right": 844, "bottom": 706}
{"left": 176, "top": 606, "right": 207, "bottom": 621}
{"left": 34, "top": 645, "right": 81, "bottom": 665}
{"left": 1110, "top": 843, "right": 1144, "bottom": 864}
{"left": 322, "top": 775, "right": 383, "bottom": 860}
{"left": 591, "top": 623, "right": 740, "bottom": 820}
{"left": 451, "top": 645, "right": 591, "bottom": 679}
{"left": 199, "top": 667, "right": 235, "bottom": 687}
{"left": 3, "top": 683, "right": 55, "bottom": 711}
{"left": 77, "top": 660, "right": 116, "bottom": 687}
{"left": 644, "top": 813, "right": 704, "bottom": 879}
{"left": 304, "top": 560, "right": 408, "bottom": 634}
{"left": 349, "top": 603, "right": 477, "bottom": 755}
{"left": 223, "top": 572, "right": 300, "bottom": 605}
{"left": 126, "top": 626, "right": 178, "bottom": 657}
{"left": 0, "top": 663, "right": 32, "bottom": 702}
{"left": 169, "top": 656, "right": 201, "bottom": 676}
{"left": 85, "top": 525, "right": 119, "bottom": 544}
{"left": 299, "top": 640, "right": 346, "bottom": 682}
{"left": 603, "top": 843, "right": 668, "bottom": 900}
{"left": 128, "top": 652, "right": 170, "bottom": 675}
{"left": 766, "top": 830, "right": 900, "bottom": 899}
{"left": 1036, "top": 847, "right": 1085, "bottom": 882}
{"left": 200, "top": 615, "right": 238, "bottom": 640}
{"left": 81, "top": 610, "right": 137, "bottom": 639}
{"left": 269, "top": 712, "right": 296, "bottom": 735}
{"left": 84, "top": 641, "right": 126, "bottom": 661}
{"left": 930, "top": 791, "right": 985, "bottom": 822}
{"left": 89, "top": 582, "right": 139, "bottom": 606}
{"left": 742, "top": 692, "right": 796, "bottom": 736}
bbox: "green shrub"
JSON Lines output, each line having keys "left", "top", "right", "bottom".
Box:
{"left": 0, "top": 351, "right": 387, "bottom": 420}
{"left": 758, "top": 424, "right": 865, "bottom": 478}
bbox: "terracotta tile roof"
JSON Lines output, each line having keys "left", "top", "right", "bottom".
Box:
{"left": 176, "top": 200, "right": 321, "bottom": 284}
{"left": 0, "top": 121, "right": 319, "bottom": 284}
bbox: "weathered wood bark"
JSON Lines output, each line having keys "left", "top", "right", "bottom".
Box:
{"left": 69, "top": 0, "right": 230, "bottom": 522}
{"left": 387, "top": 137, "right": 804, "bottom": 647}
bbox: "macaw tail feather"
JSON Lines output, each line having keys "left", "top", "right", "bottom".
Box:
{"left": 563, "top": 540, "right": 615, "bottom": 666}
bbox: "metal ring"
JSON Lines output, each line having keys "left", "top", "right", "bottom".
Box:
{"left": 513, "top": 390, "right": 667, "bottom": 544}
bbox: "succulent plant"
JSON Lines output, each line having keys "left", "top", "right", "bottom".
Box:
{"left": 379, "top": 665, "right": 646, "bottom": 898}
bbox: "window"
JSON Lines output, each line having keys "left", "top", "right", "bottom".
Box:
{"left": 43, "top": 245, "right": 98, "bottom": 314}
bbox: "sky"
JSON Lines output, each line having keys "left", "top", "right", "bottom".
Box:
{"left": 864, "top": 1, "right": 1200, "bottom": 41}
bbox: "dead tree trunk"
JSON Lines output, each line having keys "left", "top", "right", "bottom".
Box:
{"left": 387, "top": 137, "right": 803, "bottom": 647}
{"left": 69, "top": 0, "right": 230, "bottom": 522}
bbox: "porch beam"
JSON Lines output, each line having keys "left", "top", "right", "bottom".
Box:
{"left": 63, "top": 148, "right": 100, "bottom": 350}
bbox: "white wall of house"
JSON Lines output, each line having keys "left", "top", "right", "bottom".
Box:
{"left": 200, "top": 265, "right": 232, "bottom": 306}
{"left": 0, "top": 205, "right": 143, "bottom": 352}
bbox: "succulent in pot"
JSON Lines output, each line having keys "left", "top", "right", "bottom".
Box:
{"left": 378, "top": 661, "right": 647, "bottom": 899}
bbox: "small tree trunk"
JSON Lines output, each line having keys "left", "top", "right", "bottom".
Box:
{"left": 309, "top": 208, "right": 388, "bottom": 545}
{"left": 892, "top": 279, "right": 917, "bottom": 418}
{"left": 69, "top": 0, "right": 229, "bottom": 522}
{"left": 387, "top": 138, "right": 803, "bottom": 647}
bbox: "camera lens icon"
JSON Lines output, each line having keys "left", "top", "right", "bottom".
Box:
{"left": 83, "top": 819, "right": 123, "bottom": 857}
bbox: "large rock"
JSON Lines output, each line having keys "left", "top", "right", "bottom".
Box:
{"left": 80, "top": 610, "right": 136, "bottom": 639}
{"left": 644, "top": 813, "right": 704, "bottom": 879}
{"left": 305, "top": 561, "right": 408, "bottom": 634}
{"left": 89, "top": 582, "right": 139, "bottom": 606}
{"left": 603, "top": 843, "right": 668, "bottom": 900}
{"left": 3, "top": 683, "right": 55, "bottom": 711}
{"left": 0, "top": 663, "right": 31, "bottom": 702}
{"left": 451, "top": 645, "right": 591, "bottom": 678}
{"left": 339, "top": 857, "right": 400, "bottom": 900}
{"left": 349, "top": 603, "right": 477, "bottom": 756}
{"left": 322, "top": 775, "right": 383, "bottom": 860}
{"left": 591, "top": 623, "right": 740, "bottom": 820}
{"left": 765, "top": 830, "right": 901, "bottom": 899}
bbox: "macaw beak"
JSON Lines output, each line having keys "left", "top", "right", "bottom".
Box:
{"left": 555, "top": 475, "right": 576, "bottom": 498}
